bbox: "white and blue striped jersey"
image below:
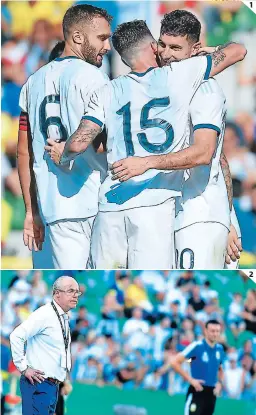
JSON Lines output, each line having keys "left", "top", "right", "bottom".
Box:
{"left": 84, "top": 55, "right": 212, "bottom": 211}
{"left": 175, "top": 78, "right": 230, "bottom": 231}
{"left": 19, "top": 56, "right": 109, "bottom": 224}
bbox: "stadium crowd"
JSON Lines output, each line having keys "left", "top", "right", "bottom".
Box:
{"left": 1, "top": 270, "right": 256, "bottom": 406}
{"left": 1, "top": 1, "right": 256, "bottom": 265}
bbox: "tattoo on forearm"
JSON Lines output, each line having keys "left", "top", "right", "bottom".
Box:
{"left": 211, "top": 42, "right": 237, "bottom": 67}
{"left": 61, "top": 119, "right": 101, "bottom": 163}
{"left": 220, "top": 151, "right": 233, "bottom": 211}
{"left": 212, "top": 49, "right": 226, "bottom": 67}
{"left": 69, "top": 120, "right": 100, "bottom": 145}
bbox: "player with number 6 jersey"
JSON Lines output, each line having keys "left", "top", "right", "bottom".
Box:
{"left": 18, "top": 4, "right": 112, "bottom": 269}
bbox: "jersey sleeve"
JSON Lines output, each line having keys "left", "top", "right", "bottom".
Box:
{"left": 181, "top": 341, "right": 199, "bottom": 359}
{"left": 19, "top": 82, "right": 28, "bottom": 113}
{"left": 169, "top": 55, "right": 212, "bottom": 101}
{"left": 82, "top": 84, "right": 109, "bottom": 129}
{"left": 77, "top": 68, "right": 109, "bottom": 115}
{"left": 190, "top": 79, "right": 226, "bottom": 135}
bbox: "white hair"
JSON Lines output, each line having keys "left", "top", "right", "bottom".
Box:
{"left": 52, "top": 276, "right": 76, "bottom": 295}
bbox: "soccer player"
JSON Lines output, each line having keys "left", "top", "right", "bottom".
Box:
{"left": 111, "top": 10, "right": 243, "bottom": 269}
{"left": 46, "top": 20, "right": 246, "bottom": 269}
{"left": 170, "top": 320, "right": 225, "bottom": 415}
{"left": 17, "top": 4, "right": 112, "bottom": 268}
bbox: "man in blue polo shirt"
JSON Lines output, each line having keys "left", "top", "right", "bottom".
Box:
{"left": 170, "top": 320, "right": 225, "bottom": 415}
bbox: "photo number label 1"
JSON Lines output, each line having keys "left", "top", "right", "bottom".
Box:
{"left": 242, "top": 1, "right": 256, "bottom": 13}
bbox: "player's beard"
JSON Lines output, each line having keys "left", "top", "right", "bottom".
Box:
{"left": 81, "top": 37, "right": 102, "bottom": 67}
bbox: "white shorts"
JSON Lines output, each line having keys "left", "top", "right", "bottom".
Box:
{"left": 175, "top": 222, "right": 228, "bottom": 269}
{"left": 46, "top": 217, "right": 95, "bottom": 269}
{"left": 90, "top": 199, "right": 175, "bottom": 269}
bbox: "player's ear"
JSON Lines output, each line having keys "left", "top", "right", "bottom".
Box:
{"left": 72, "top": 30, "right": 83, "bottom": 45}
{"left": 151, "top": 41, "right": 158, "bottom": 55}
{"left": 191, "top": 41, "right": 201, "bottom": 56}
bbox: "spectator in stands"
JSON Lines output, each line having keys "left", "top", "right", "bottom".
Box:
{"left": 143, "top": 368, "right": 161, "bottom": 390}
{"left": 168, "top": 300, "right": 183, "bottom": 330}
{"left": 195, "top": 298, "right": 223, "bottom": 331}
{"left": 76, "top": 356, "right": 102, "bottom": 384}
{"left": 123, "top": 307, "right": 150, "bottom": 338}
{"left": 200, "top": 280, "right": 218, "bottom": 304}
{"left": 178, "top": 318, "right": 196, "bottom": 349}
{"left": 71, "top": 305, "right": 94, "bottom": 342}
{"left": 223, "top": 121, "right": 256, "bottom": 191}
{"left": 227, "top": 292, "right": 246, "bottom": 338}
{"left": 1, "top": 333, "right": 11, "bottom": 415}
{"left": 223, "top": 354, "right": 246, "bottom": 399}
{"left": 103, "top": 353, "right": 123, "bottom": 385}
{"left": 30, "top": 270, "right": 47, "bottom": 303}
{"left": 153, "top": 316, "right": 172, "bottom": 361}
{"left": 188, "top": 283, "right": 206, "bottom": 314}
{"left": 241, "top": 289, "right": 256, "bottom": 333}
{"left": 116, "top": 358, "right": 137, "bottom": 389}
{"left": 108, "top": 272, "right": 131, "bottom": 310}
{"left": 235, "top": 112, "right": 256, "bottom": 154}
{"left": 163, "top": 281, "right": 188, "bottom": 315}
{"left": 26, "top": 20, "right": 53, "bottom": 74}
{"left": 125, "top": 277, "right": 153, "bottom": 315}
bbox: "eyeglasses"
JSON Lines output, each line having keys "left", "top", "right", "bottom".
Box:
{"left": 58, "top": 289, "right": 82, "bottom": 297}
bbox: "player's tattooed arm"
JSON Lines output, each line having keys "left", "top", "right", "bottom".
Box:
{"left": 209, "top": 42, "right": 247, "bottom": 78}
{"left": 61, "top": 120, "right": 101, "bottom": 163}
{"left": 45, "top": 120, "right": 101, "bottom": 164}
{"left": 220, "top": 151, "right": 233, "bottom": 211}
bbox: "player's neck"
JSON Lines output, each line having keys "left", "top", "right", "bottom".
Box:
{"left": 131, "top": 56, "right": 158, "bottom": 74}
{"left": 60, "top": 45, "right": 83, "bottom": 61}
{"left": 205, "top": 338, "right": 216, "bottom": 348}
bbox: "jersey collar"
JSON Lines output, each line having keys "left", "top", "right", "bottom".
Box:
{"left": 130, "top": 67, "right": 155, "bottom": 77}
{"left": 54, "top": 56, "right": 80, "bottom": 62}
{"left": 52, "top": 299, "right": 65, "bottom": 316}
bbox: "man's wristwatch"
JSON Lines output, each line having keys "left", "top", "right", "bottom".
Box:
{"left": 21, "top": 367, "right": 28, "bottom": 376}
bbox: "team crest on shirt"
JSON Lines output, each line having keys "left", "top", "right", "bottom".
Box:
{"left": 190, "top": 403, "right": 197, "bottom": 412}
{"left": 216, "top": 351, "right": 220, "bottom": 360}
{"left": 202, "top": 352, "right": 209, "bottom": 362}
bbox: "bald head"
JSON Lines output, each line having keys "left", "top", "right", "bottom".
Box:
{"left": 53, "top": 276, "right": 80, "bottom": 312}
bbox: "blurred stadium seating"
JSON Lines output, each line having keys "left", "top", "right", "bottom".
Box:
{"left": 1, "top": 270, "right": 255, "bottom": 414}
{"left": 1, "top": 1, "right": 256, "bottom": 268}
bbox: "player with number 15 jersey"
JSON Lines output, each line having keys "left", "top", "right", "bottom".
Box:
{"left": 83, "top": 22, "right": 213, "bottom": 269}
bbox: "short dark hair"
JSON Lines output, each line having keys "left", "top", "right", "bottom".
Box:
{"left": 205, "top": 320, "right": 221, "bottom": 328}
{"left": 48, "top": 41, "right": 65, "bottom": 62}
{"left": 112, "top": 20, "right": 154, "bottom": 58}
{"left": 62, "top": 4, "right": 112, "bottom": 40}
{"left": 160, "top": 10, "right": 201, "bottom": 43}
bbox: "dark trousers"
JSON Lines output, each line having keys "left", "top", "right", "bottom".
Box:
{"left": 20, "top": 376, "right": 59, "bottom": 415}
{"left": 55, "top": 383, "right": 64, "bottom": 415}
{"left": 185, "top": 385, "right": 217, "bottom": 415}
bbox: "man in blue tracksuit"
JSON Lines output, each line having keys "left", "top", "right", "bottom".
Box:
{"left": 170, "top": 320, "right": 225, "bottom": 415}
